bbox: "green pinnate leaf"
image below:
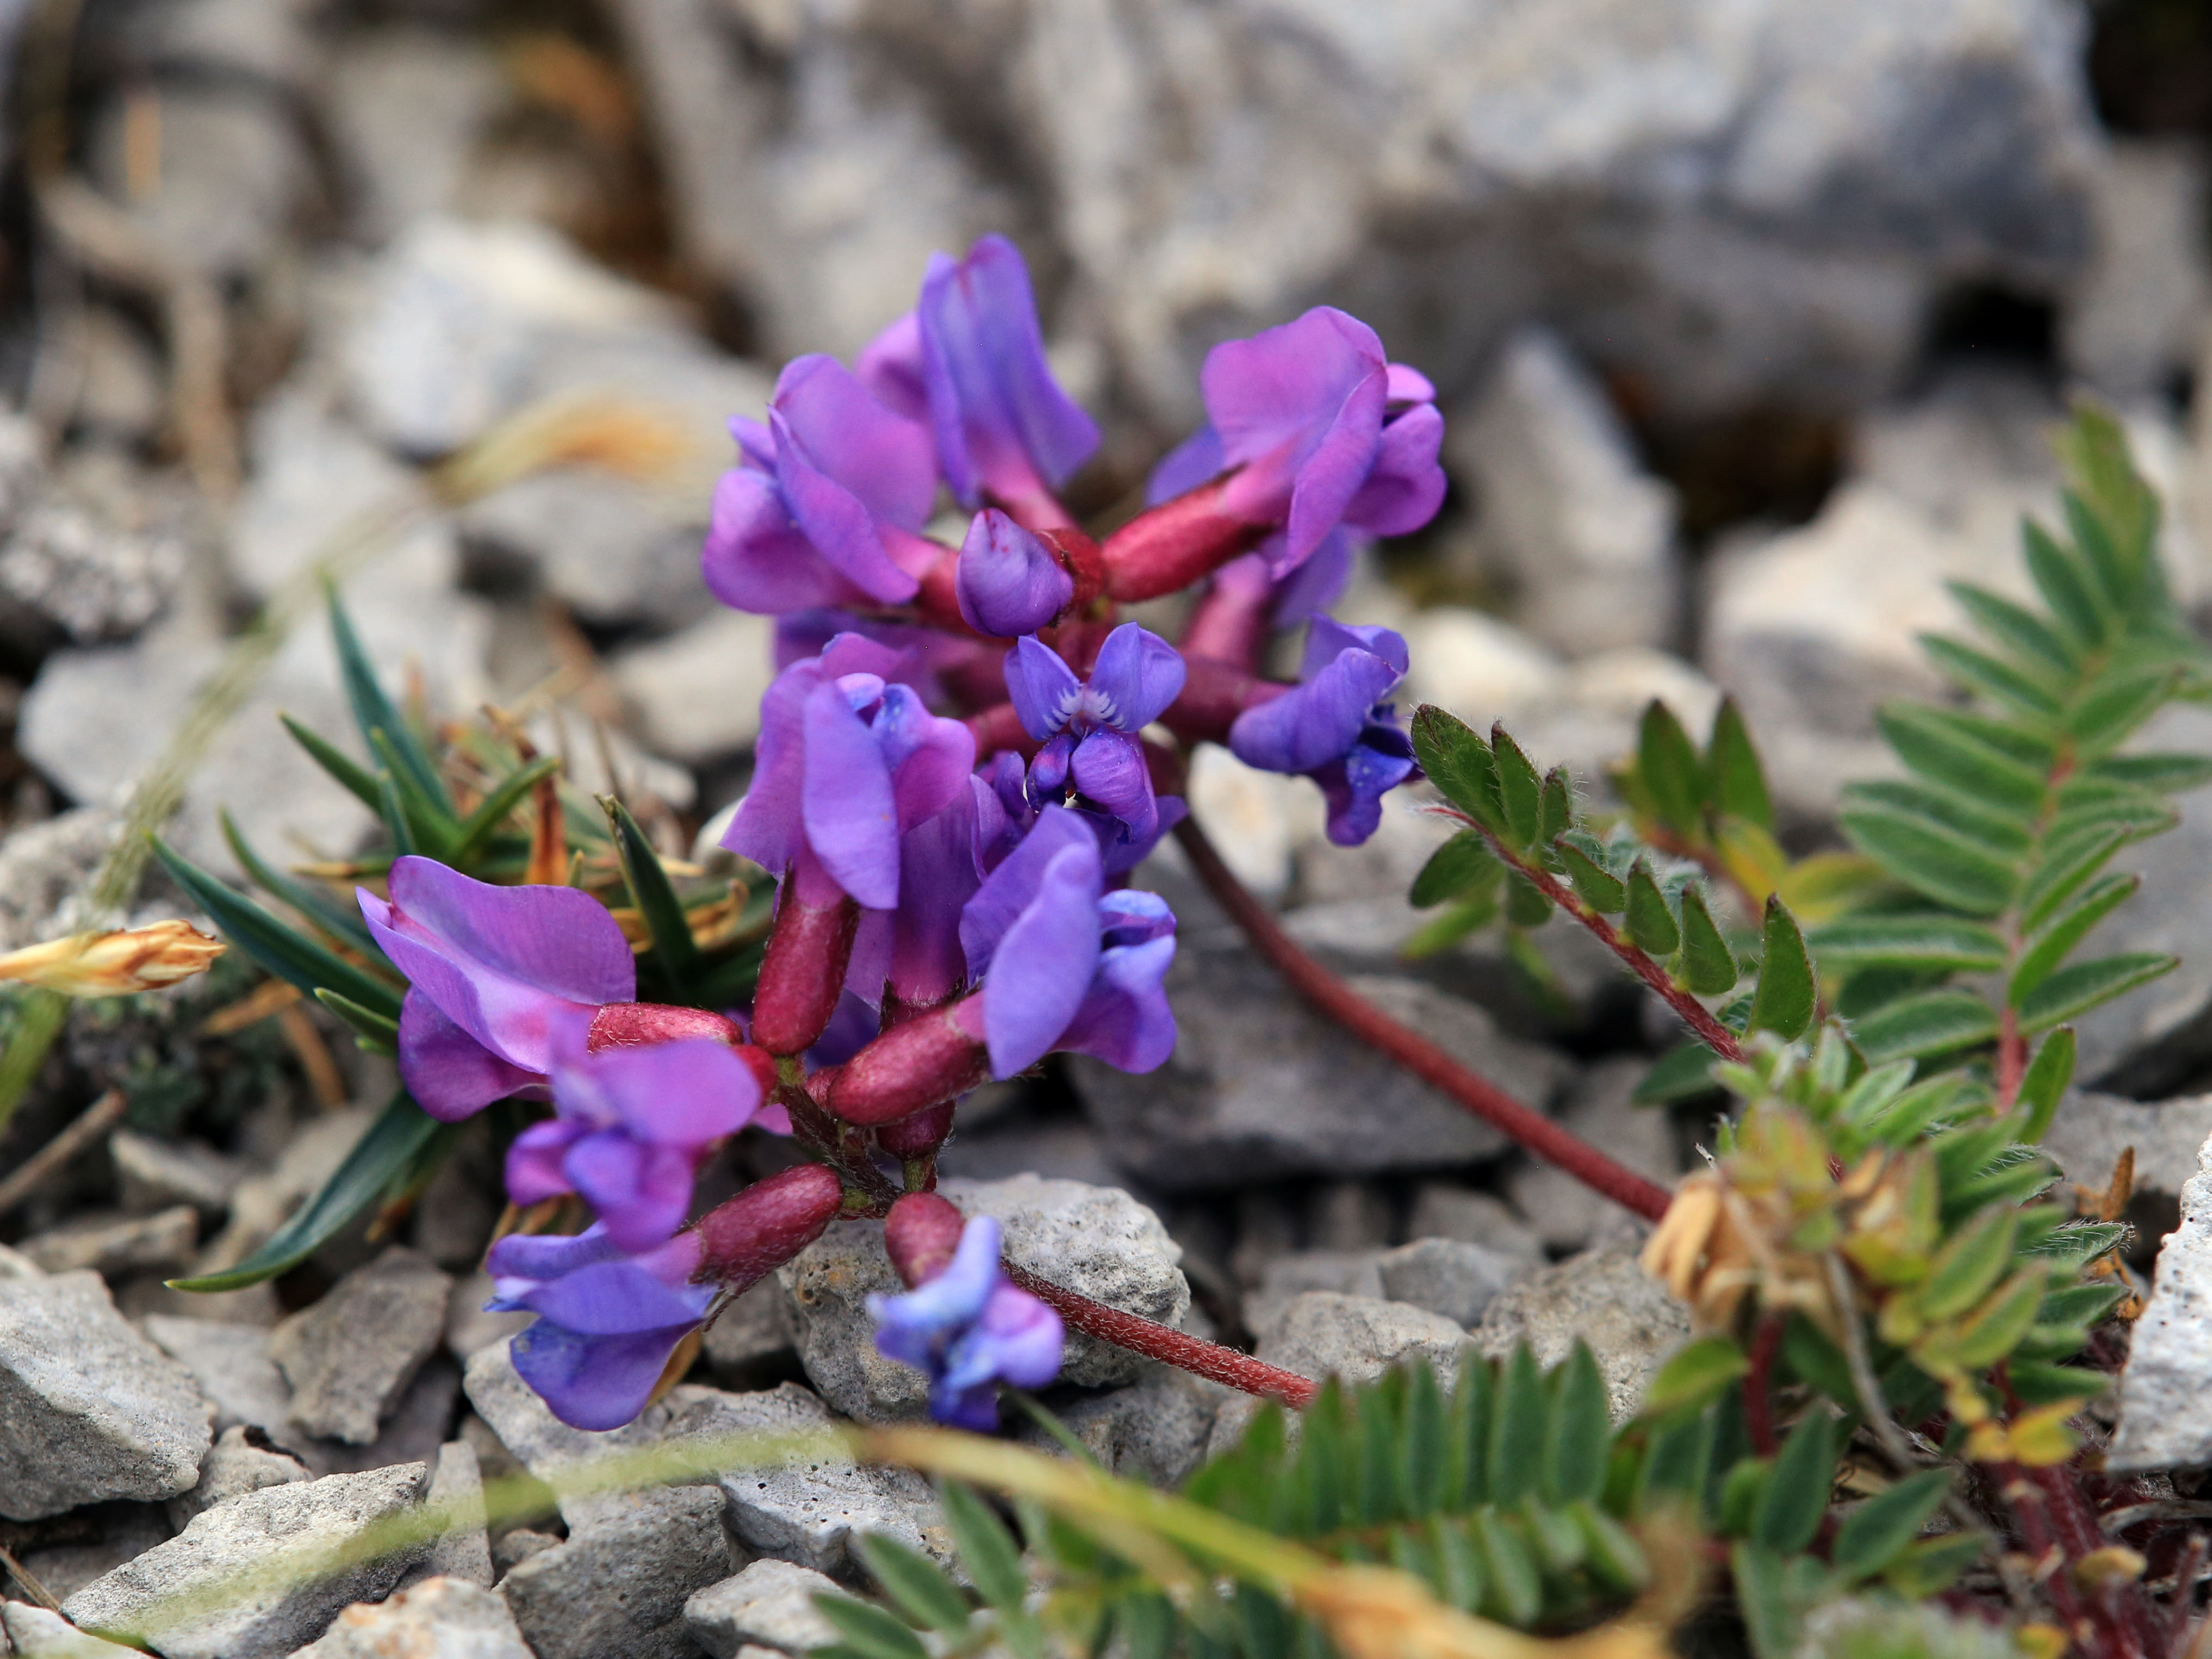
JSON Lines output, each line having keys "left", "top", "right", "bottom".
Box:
{"left": 1555, "top": 834, "right": 1626, "bottom": 913}
{"left": 1634, "top": 1042, "right": 1719, "bottom": 1102}
{"left": 1881, "top": 1532, "right": 1989, "bottom": 1598}
{"left": 1623, "top": 862, "right": 1679, "bottom": 956}
{"left": 1471, "top": 1511, "right": 1540, "bottom": 1627}
{"left": 2084, "top": 750, "right": 2212, "bottom": 792}
{"left": 1543, "top": 1343, "right": 1610, "bottom": 1505}
{"left": 856, "top": 1536, "right": 970, "bottom": 1632}
{"left": 1490, "top": 724, "right": 1544, "bottom": 849}
{"left": 2016, "top": 953, "right": 2175, "bottom": 1034}
{"left": 1913, "top": 1209, "right": 2018, "bottom": 1321}
{"left": 1642, "top": 1336, "right": 1749, "bottom": 1417}
{"left": 1838, "top": 805, "right": 2019, "bottom": 916}
{"left": 1750, "top": 1412, "right": 1836, "bottom": 1555}
{"left": 1410, "top": 831, "right": 1500, "bottom": 908}
{"left": 2016, "top": 1028, "right": 2075, "bottom": 1142}
{"left": 1411, "top": 707, "right": 1506, "bottom": 832}
{"left": 1637, "top": 700, "right": 1705, "bottom": 836}
{"left": 1538, "top": 767, "right": 1574, "bottom": 847}
{"left": 1446, "top": 1351, "right": 1494, "bottom": 1511}
{"left": 1675, "top": 885, "right": 1738, "bottom": 996}
{"left": 1706, "top": 698, "right": 1774, "bottom": 830}
{"left": 812, "top": 1595, "right": 928, "bottom": 1659}
{"left": 1487, "top": 1346, "right": 1546, "bottom": 1505}
{"left": 1804, "top": 916, "right": 2007, "bottom": 974}
{"left": 1401, "top": 1359, "right": 1448, "bottom": 1520}
{"left": 1947, "top": 1270, "right": 2048, "bottom": 1369}
{"left": 1831, "top": 1471, "right": 1953, "bottom": 1582}
{"left": 1504, "top": 872, "right": 1552, "bottom": 927}
{"left": 2022, "top": 518, "right": 2111, "bottom": 649}
{"left": 2007, "top": 874, "right": 2138, "bottom": 1004}
{"left": 1919, "top": 634, "right": 2062, "bottom": 719}
{"left": 938, "top": 1481, "right": 1028, "bottom": 1613}
{"left": 2021, "top": 825, "right": 2132, "bottom": 932}
{"left": 1947, "top": 580, "right": 2077, "bottom": 676}
{"left": 1874, "top": 705, "right": 2050, "bottom": 815}
{"left": 1747, "top": 898, "right": 1816, "bottom": 1040}
{"left": 2066, "top": 663, "right": 2182, "bottom": 755}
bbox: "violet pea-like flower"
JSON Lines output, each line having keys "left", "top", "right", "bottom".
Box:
{"left": 724, "top": 633, "right": 977, "bottom": 911}
{"left": 959, "top": 805, "right": 1177, "bottom": 1077}
{"left": 504, "top": 1033, "right": 761, "bottom": 1253}
{"left": 701, "top": 354, "right": 940, "bottom": 616}
{"left": 485, "top": 1225, "right": 711, "bottom": 1432}
{"left": 1230, "top": 618, "right": 1419, "bottom": 847}
{"left": 1005, "top": 622, "right": 1185, "bottom": 846}
{"left": 858, "top": 234, "right": 1098, "bottom": 526}
{"left": 1153, "top": 308, "right": 1445, "bottom": 574}
{"left": 868, "top": 1214, "right": 1062, "bottom": 1431}
{"left": 955, "top": 508, "right": 1072, "bottom": 638}
{"left": 358, "top": 856, "right": 635, "bottom": 1122}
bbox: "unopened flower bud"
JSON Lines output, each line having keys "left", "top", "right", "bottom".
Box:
{"left": 694, "top": 1163, "right": 845, "bottom": 1292}
{"left": 883, "top": 1190, "right": 966, "bottom": 1288}
{"left": 1101, "top": 477, "right": 1269, "bottom": 602}
{"left": 828, "top": 999, "right": 991, "bottom": 1127}
{"left": 750, "top": 891, "right": 860, "bottom": 1056}
{"left": 877, "top": 1101, "right": 955, "bottom": 1160}
{"left": 956, "top": 509, "right": 1075, "bottom": 637}
{"left": 0, "top": 922, "right": 225, "bottom": 998}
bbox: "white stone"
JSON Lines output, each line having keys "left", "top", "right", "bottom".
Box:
{"left": 1182, "top": 742, "right": 1325, "bottom": 900}
{"left": 685, "top": 1558, "right": 843, "bottom": 1658}
{"left": 1506, "top": 1058, "right": 1680, "bottom": 1253}
{"left": 609, "top": 608, "right": 779, "bottom": 766}
{"left": 325, "top": 30, "right": 508, "bottom": 244}
{"left": 294, "top": 1575, "right": 531, "bottom": 1659}
{"left": 2108, "top": 1127, "right": 2212, "bottom": 1472}
{"left": 142, "top": 1315, "right": 294, "bottom": 1439}
{"left": 1, "top": 1602, "right": 145, "bottom": 1657}
{"left": 1474, "top": 1247, "right": 1693, "bottom": 1420}
{"left": 2064, "top": 140, "right": 2211, "bottom": 403}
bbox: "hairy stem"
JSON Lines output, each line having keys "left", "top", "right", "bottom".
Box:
{"left": 1173, "top": 816, "right": 1673, "bottom": 1222}
{"left": 1744, "top": 1314, "right": 1785, "bottom": 1458}
{"left": 1004, "top": 1262, "right": 1319, "bottom": 1407}
{"left": 1456, "top": 816, "right": 1747, "bottom": 1065}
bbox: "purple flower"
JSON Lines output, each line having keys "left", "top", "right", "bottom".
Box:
{"left": 487, "top": 1225, "right": 711, "bottom": 1431}
{"left": 843, "top": 771, "right": 1005, "bottom": 1010}
{"left": 1159, "top": 309, "right": 1444, "bottom": 574}
{"left": 958, "top": 805, "right": 1177, "bottom": 1077}
{"left": 859, "top": 235, "right": 1098, "bottom": 522}
{"left": 724, "top": 633, "right": 977, "bottom": 911}
{"left": 701, "top": 355, "right": 940, "bottom": 616}
{"left": 1230, "top": 618, "right": 1419, "bottom": 846}
{"left": 505, "top": 1032, "right": 762, "bottom": 1253}
{"left": 956, "top": 509, "right": 1072, "bottom": 637}
{"left": 1005, "top": 623, "right": 1185, "bottom": 845}
{"left": 358, "top": 858, "right": 636, "bottom": 1122}
{"left": 868, "top": 1215, "right": 1062, "bottom": 1430}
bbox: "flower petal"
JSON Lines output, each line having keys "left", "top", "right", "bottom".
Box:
{"left": 774, "top": 355, "right": 937, "bottom": 532}
{"left": 1228, "top": 645, "right": 1403, "bottom": 776}
{"left": 1004, "top": 636, "right": 1080, "bottom": 742}
{"left": 394, "top": 990, "right": 546, "bottom": 1121}
{"left": 855, "top": 312, "right": 930, "bottom": 422}
{"left": 1054, "top": 933, "right": 1178, "bottom": 1073}
{"left": 956, "top": 509, "right": 1073, "bottom": 638}
{"left": 1145, "top": 424, "right": 1224, "bottom": 507}
{"left": 800, "top": 677, "right": 902, "bottom": 910}
{"left": 1341, "top": 401, "right": 1446, "bottom": 539}
{"left": 959, "top": 805, "right": 1096, "bottom": 979}
{"left": 384, "top": 858, "right": 635, "bottom": 1007}
{"left": 980, "top": 841, "right": 1104, "bottom": 1076}
{"left": 1086, "top": 623, "right": 1187, "bottom": 732}
{"left": 1068, "top": 730, "right": 1157, "bottom": 841}
{"left": 700, "top": 467, "right": 859, "bottom": 615}
{"left": 505, "top": 1118, "right": 585, "bottom": 1207}
{"left": 509, "top": 1315, "right": 704, "bottom": 1431}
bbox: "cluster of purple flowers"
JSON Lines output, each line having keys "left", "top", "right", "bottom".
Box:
{"left": 358, "top": 234, "right": 1443, "bottom": 1436}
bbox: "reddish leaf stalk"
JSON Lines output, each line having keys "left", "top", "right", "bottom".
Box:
{"left": 1004, "top": 1262, "right": 1319, "bottom": 1407}
{"left": 1462, "top": 817, "right": 1748, "bottom": 1066}
{"left": 1172, "top": 816, "right": 1673, "bottom": 1222}
{"left": 1744, "top": 1313, "right": 1785, "bottom": 1457}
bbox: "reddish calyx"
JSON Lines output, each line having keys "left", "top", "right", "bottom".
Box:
{"left": 750, "top": 885, "right": 860, "bottom": 1057}
{"left": 828, "top": 998, "right": 992, "bottom": 1127}
{"left": 883, "top": 1190, "right": 965, "bottom": 1288}
{"left": 1101, "top": 477, "right": 1269, "bottom": 602}
{"left": 693, "top": 1163, "right": 846, "bottom": 1291}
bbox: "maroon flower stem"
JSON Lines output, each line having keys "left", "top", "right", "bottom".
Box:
{"left": 1744, "top": 1313, "right": 1784, "bottom": 1457}
{"left": 1450, "top": 813, "right": 1748, "bottom": 1066}
{"left": 1172, "top": 815, "right": 1674, "bottom": 1222}
{"left": 1003, "top": 1262, "right": 1319, "bottom": 1407}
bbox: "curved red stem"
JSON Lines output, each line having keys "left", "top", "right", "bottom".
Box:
{"left": 1172, "top": 816, "right": 1674, "bottom": 1222}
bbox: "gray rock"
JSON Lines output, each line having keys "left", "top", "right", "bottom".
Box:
{"left": 1073, "top": 947, "right": 1570, "bottom": 1186}
{"left": 0, "top": 809, "right": 119, "bottom": 950}
{"left": 2064, "top": 140, "right": 2212, "bottom": 403}
{"left": 490, "top": 1531, "right": 561, "bottom": 1577}
{"left": 499, "top": 1485, "right": 732, "bottom": 1659}
{"left": 402, "top": 1440, "right": 495, "bottom": 1590}
{"left": 675, "top": 1385, "right": 948, "bottom": 1575}
{"left": 2109, "top": 1126, "right": 2212, "bottom": 1472}
{"left": 701, "top": 1278, "right": 797, "bottom": 1389}
{"left": 22, "top": 1206, "right": 197, "bottom": 1276}
{"left": 325, "top": 29, "right": 507, "bottom": 243}
{"left": 1307, "top": 1182, "right": 1394, "bottom": 1252}
{"left": 0, "top": 1270, "right": 213, "bottom": 1519}
{"left": 685, "top": 1558, "right": 843, "bottom": 1658}
{"left": 1374, "top": 1238, "right": 1531, "bottom": 1329}
{"left": 271, "top": 1248, "right": 452, "bottom": 1445}
{"left": 0, "top": 1602, "right": 145, "bottom": 1656}
{"left": 0, "top": 484, "right": 184, "bottom": 654}
{"left": 1474, "top": 1248, "right": 1692, "bottom": 1421}
{"left": 108, "top": 0, "right": 322, "bottom": 91}
{"left": 197, "top": 1107, "right": 381, "bottom": 1285}
{"left": 1450, "top": 327, "right": 1679, "bottom": 656}
{"left": 293, "top": 1574, "right": 532, "bottom": 1659}
{"left": 0, "top": 1244, "right": 42, "bottom": 1280}
{"left": 608, "top": 609, "right": 781, "bottom": 767}
{"left": 63, "top": 1463, "right": 432, "bottom": 1659}
{"left": 458, "top": 473, "right": 718, "bottom": 632}
{"left": 781, "top": 1177, "right": 1188, "bottom": 1420}
{"left": 1212, "top": 1291, "right": 1472, "bottom": 1456}
{"left": 167, "top": 1424, "right": 310, "bottom": 1529}
{"left": 1507, "top": 1059, "right": 1680, "bottom": 1253}
{"left": 1243, "top": 1252, "right": 1387, "bottom": 1348}
{"left": 300, "top": 1354, "right": 462, "bottom": 1478}
{"left": 1406, "top": 1185, "right": 1548, "bottom": 1262}
{"left": 142, "top": 1316, "right": 294, "bottom": 1439}
{"left": 85, "top": 85, "right": 309, "bottom": 281}
{"left": 2042, "top": 1092, "right": 2212, "bottom": 1201}
{"left": 110, "top": 1132, "right": 247, "bottom": 1215}
{"left": 931, "top": 1121, "right": 1126, "bottom": 1189}
{"left": 1015, "top": 1370, "right": 1221, "bottom": 1488}
{"left": 16, "top": 1509, "right": 172, "bottom": 1608}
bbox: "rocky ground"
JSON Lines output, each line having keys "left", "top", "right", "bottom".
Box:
{"left": 3, "top": 0, "right": 2212, "bottom": 1654}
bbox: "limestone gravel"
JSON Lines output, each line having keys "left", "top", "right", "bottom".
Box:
{"left": 2109, "top": 1127, "right": 2212, "bottom": 1472}
{"left": 62, "top": 1462, "right": 432, "bottom": 1659}
{"left": 1, "top": 1602, "right": 146, "bottom": 1657}
{"left": 167, "top": 1423, "right": 310, "bottom": 1528}
{"left": 270, "top": 1247, "right": 452, "bottom": 1445}
{"left": 142, "top": 1315, "right": 294, "bottom": 1440}
{"left": 292, "top": 1575, "right": 532, "bottom": 1659}
{"left": 498, "top": 1485, "right": 732, "bottom": 1659}
{"left": 0, "top": 1269, "right": 213, "bottom": 1519}
{"left": 685, "top": 1558, "right": 843, "bottom": 1658}
{"left": 1474, "top": 1248, "right": 1693, "bottom": 1421}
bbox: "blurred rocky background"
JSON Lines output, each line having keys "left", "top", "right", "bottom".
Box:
{"left": 4, "top": 2, "right": 2212, "bottom": 1643}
